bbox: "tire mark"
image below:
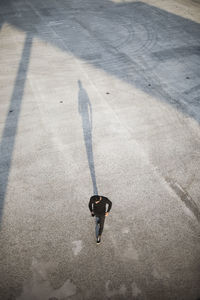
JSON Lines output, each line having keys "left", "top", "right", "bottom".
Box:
{"left": 165, "top": 177, "right": 200, "bottom": 223}
{"left": 152, "top": 45, "right": 200, "bottom": 61}
{"left": 184, "top": 83, "right": 200, "bottom": 95}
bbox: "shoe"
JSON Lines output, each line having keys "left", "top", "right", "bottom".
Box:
{"left": 96, "top": 236, "right": 101, "bottom": 244}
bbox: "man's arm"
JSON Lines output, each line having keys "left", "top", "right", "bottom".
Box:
{"left": 89, "top": 197, "right": 94, "bottom": 215}
{"left": 105, "top": 198, "right": 112, "bottom": 216}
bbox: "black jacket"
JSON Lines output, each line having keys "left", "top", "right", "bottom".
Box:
{"left": 89, "top": 195, "right": 112, "bottom": 216}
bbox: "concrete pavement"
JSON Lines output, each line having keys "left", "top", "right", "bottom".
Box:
{"left": 0, "top": 0, "right": 200, "bottom": 299}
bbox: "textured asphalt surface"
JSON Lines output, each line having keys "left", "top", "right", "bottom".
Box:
{"left": 0, "top": 0, "right": 200, "bottom": 299}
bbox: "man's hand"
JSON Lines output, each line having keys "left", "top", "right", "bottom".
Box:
{"left": 105, "top": 212, "right": 109, "bottom": 217}
{"left": 91, "top": 212, "right": 95, "bottom": 217}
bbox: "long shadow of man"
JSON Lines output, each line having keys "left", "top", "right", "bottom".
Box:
{"left": 78, "top": 80, "right": 98, "bottom": 195}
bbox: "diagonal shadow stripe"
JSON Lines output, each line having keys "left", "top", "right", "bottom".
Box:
{"left": 1, "top": 1, "right": 200, "bottom": 123}
{"left": 0, "top": 33, "right": 33, "bottom": 225}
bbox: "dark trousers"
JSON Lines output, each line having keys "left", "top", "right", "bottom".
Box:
{"left": 95, "top": 215, "right": 105, "bottom": 237}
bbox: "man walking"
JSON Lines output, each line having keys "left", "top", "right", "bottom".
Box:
{"left": 89, "top": 195, "right": 112, "bottom": 244}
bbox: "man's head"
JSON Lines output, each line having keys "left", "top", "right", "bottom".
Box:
{"left": 95, "top": 195, "right": 102, "bottom": 203}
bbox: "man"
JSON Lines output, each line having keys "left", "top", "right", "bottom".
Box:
{"left": 89, "top": 195, "right": 112, "bottom": 244}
